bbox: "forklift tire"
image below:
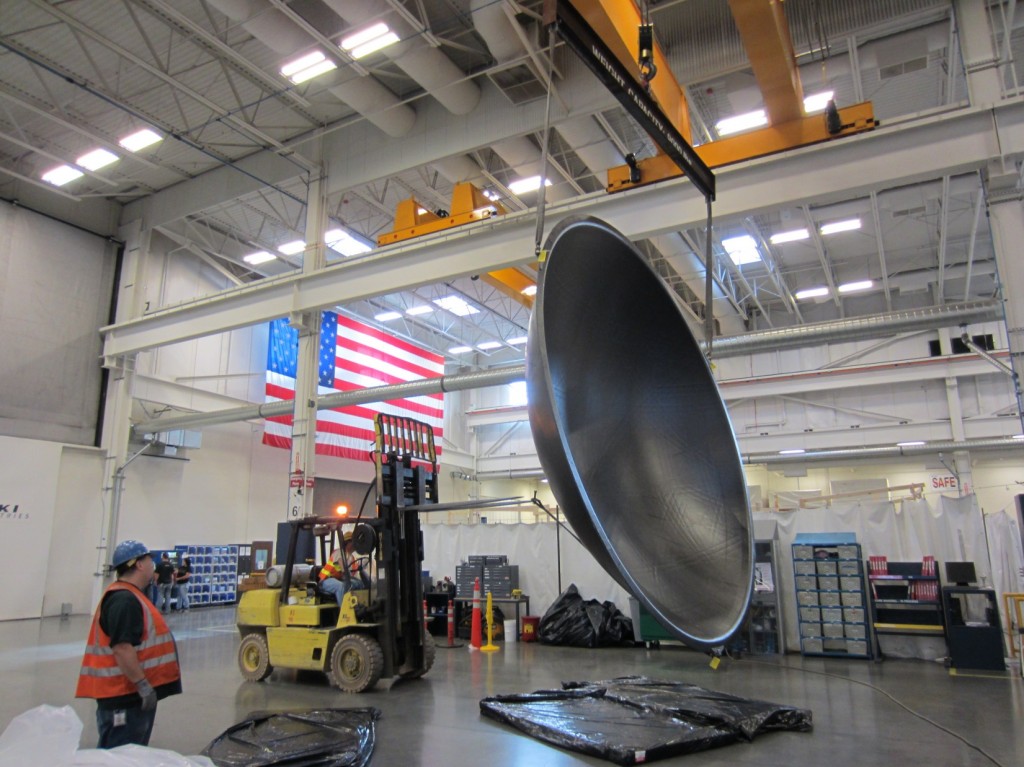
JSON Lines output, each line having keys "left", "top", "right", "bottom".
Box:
{"left": 330, "top": 634, "right": 384, "bottom": 693}
{"left": 238, "top": 633, "right": 273, "bottom": 682}
{"left": 401, "top": 632, "right": 436, "bottom": 679}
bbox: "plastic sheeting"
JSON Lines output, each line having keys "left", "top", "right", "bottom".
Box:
{"left": 480, "top": 676, "right": 811, "bottom": 765}
{"left": 538, "top": 584, "right": 634, "bottom": 647}
{"left": 202, "top": 709, "right": 379, "bottom": 767}
{"left": 0, "top": 705, "right": 214, "bottom": 767}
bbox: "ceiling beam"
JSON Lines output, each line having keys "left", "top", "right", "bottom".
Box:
{"left": 102, "top": 99, "right": 1024, "bottom": 358}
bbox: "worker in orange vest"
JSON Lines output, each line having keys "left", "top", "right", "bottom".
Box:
{"left": 76, "top": 540, "right": 182, "bottom": 748}
{"left": 318, "top": 532, "right": 369, "bottom": 605}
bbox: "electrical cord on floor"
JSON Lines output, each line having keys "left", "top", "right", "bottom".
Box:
{"left": 742, "top": 657, "right": 1008, "bottom": 767}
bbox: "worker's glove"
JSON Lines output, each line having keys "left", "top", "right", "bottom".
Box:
{"left": 135, "top": 678, "right": 157, "bottom": 712}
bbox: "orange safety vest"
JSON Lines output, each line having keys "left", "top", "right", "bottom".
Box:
{"left": 76, "top": 581, "right": 181, "bottom": 700}
{"left": 319, "top": 559, "right": 342, "bottom": 581}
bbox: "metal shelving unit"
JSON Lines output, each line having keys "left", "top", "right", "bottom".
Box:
{"left": 175, "top": 544, "right": 238, "bottom": 606}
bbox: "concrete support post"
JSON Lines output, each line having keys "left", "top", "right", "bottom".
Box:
{"left": 286, "top": 139, "right": 329, "bottom": 520}
{"left": 937, "top": 327, "right": 974, "bottom": 496}
{"left": 955, "top": 0, "right": 1004, "bottom": 105}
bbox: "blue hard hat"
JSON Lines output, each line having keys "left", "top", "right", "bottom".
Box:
{"left": 111, "top": 540, "right": 150, "bottom": 568}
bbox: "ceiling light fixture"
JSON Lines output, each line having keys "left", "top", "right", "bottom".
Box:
{"left": 722, "top": 234, "right": 761, "bottom": 266}
{"left": 1012, "top": 434, "right": 1024, "bottom": 440}
{"left": 278, "top": 240, "right": 305, "bottom": 256}
{"left": 507, "top": 176, "right": 551, "bottom": 195}
{"left": 374, "top": 311, "right": 402, "bottom": 322}
{"left": 803, "top": 90, "right": 835, "bottom": 113}
{"left": 477, "top": 341, "right": 502, "bottom": 350}
{"left": 820, "top": 218, "right": 862, "bottom": 235}
{"left": 521, "top": 285, "right": 537, "bottom": 296}
{"left": 405, "top": 305, "right": 433, "bottom": 316}
{"left": 779, "top": 448, "right": 806, "bottom": 455}
{"left": 769, "top": 228, "right": 809, "bottom": 244}
{"left": 119, "top": 128, "right": 162, "bottom": 152}
{"left": 794, "top": 286, "right": 830, "bottom": 300}
{"left": 715, "top": 109, "right": 767, "bottom": 136}
{"left": 838, "top": 279, "right": 874, "bottom": 293}
{"left": 897, "top": 441, "right": 925, "bottom": 447}
{"left": 77, "top": 148, "right": 118, "bottom": 171}
{"left": 448, "top": 346, "right": 473, "bottom": 354}
{"left": 243, "top": 251, "right": 276, "bottom": 265}
{"left": 434, "top": 296, "right": 479, "bottom": 316}
{"left": 341, "top": 22, "right": 399, "bottom": 59}
{"left": 326, "top": 228, "right": 372, "bottom": 257}
{"left": 41, "top": 165, "right": 83, "bottom": 186}
{"left": 507, "top": 336, "right": 528, "bottom": 345}
{"left": 280, "top": 51, "right": 337, "bottom": 84}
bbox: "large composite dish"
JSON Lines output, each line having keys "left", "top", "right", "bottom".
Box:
{"left": 526, "top": 216, "right": 753, "bottom": 649}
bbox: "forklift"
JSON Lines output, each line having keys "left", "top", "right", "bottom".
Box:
{"left": 236, "top": 414, "right": 445, "bottom": 692}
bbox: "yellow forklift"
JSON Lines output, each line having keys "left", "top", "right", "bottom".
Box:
{"left": 236, "top": 415, "right": 450, "bottom": 692}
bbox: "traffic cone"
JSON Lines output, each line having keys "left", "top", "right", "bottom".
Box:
{"left": 469, "top": 577, "right": 483, "bottom": 650}
{"left": 447, "top": 599, "right": 456, "bottom": 647}
{"left": 481, "top": 591, "right": 499, "bottom": 653}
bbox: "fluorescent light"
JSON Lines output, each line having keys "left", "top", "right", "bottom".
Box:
{"left": 243, "top": 251, "right": 276, "bottom": 265}
{"left": 374, "top": 311, "right": 402, "bottom": 322}
{"left": 448, "top": 346, "right": 473, "bottom": 354}
{"left": 507, "top": 336, "right": 528, "bottom": 345}
{"left": 326, "top": 228, "right": 372, "bottom": 257}
{"left": 119, "top": 128, "right": 162, "bottom": 152}
{"left": 722, "top": 234, "right": 761, "bottom": 266}
{"left": 897, "top": 441, "right": 925, "bottom": 447}
{"left": 803, "top": 90, "right": 834, "bottom": 113}
{"left": 280, "top": 51, "right": 336, "bottom": 84}
{"left": 715, "top": 109, "right": 767, "bottom": 136}
{"left": 341, "top": 22, "right": 400, "bottom": 59}
{"left": 820, "top": 218, "right": 862, "bottom": 235}
{"left": 770, "top": 228, "right": 809, "bottom": 244}
{"left": 521, "top": 285, "right": 537, "bottom": 297}
{"left": 278, "top": 240, "right": 305, "bottom": 255}
{"left": 477, "top": 341, "right": 502, "bottom": 350}
{"left": 405, "top": 305, "right": 433, "bottom": 316}
{"left": 41, "top": 165, "right": 83, "bottom": 186}
{"left": 483, "top": 189, "right": 500, "bottom": 201}
{"left": 77, "top": 148, "right": 118, "bottom": 170}
{"left": 1012, "top": 434, "right": 1024, "bottom": 440}
{"left": 838, "top": 279, "right": 874, "bottom": 293}
{"left": 779, "top": 449, "right": 806, "bottom": 455}
{"left": 795, "top": 286, "right": 830, "bottom": 300}
{"left": 507, "top": 176, "right": 551, "bottom": 195}
{"left": 433, "top": 296, "right": 479, "bottom": 316}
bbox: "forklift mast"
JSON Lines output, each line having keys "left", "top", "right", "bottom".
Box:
{"left": 373, "top": 414, "right": 437, "bottom": 678}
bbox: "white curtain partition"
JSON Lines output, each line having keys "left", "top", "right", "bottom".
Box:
{"left": 421, "top": 495, "right": 1024, "bottom": 658}
{"left": 420, "top": 523, "right": 630, "bottom": 623}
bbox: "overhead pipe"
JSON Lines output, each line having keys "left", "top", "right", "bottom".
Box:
{"left": 208, "top": 0, "right": 416, "bottom": 138}
{"left": 321, "top": 0, "right": 480, "bottom": 115}
{"left": 131, "top": 301, "right": 1002, "bottom": 436}
{"left": 745, "top": 437, "right": 1024, "bottom": 465}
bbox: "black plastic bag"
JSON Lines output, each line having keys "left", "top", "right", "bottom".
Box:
{"left": 480, "top": 676, "right": 811, "bottom": 765}
{"left": 203, "top": 708, "right": 380, "bottom": 767}
{"left": 538, "top": 584, "right": 634, "bottom": 647}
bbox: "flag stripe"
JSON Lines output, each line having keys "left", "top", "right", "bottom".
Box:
{"left": 337, "top": 315, "right": 445, "bottom": 370}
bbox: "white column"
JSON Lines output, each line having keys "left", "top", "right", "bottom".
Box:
{"left": 286, "top": 139, "right": 329, "bottom": 519}
{"left": 955, "top": 0, "right": 1004, "bottom": 105}
{"left": 983, "top": 173, "right": 1024, "bottom": 435}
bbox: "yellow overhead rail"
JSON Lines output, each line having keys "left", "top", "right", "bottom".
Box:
{"left": 728, "top": 0, "right": 803, "bottom": 125}
{"left": 377, "top": 182, "right": 505, "bottom": 246}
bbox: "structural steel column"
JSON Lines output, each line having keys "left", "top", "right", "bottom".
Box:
{"left": 286, "top": 141, "right": 328, "bottom": 520}
{"left": 955, "top": 0, "right": 1004, "bottom": 106}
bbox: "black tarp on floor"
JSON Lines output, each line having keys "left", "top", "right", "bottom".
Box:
{"left": 480, "top": 676, "right": 811, "bottom": 765}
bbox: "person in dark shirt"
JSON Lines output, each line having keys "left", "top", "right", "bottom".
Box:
{"left": 76, "top": 540, "right": 182, "bottom": 748}
{"left": 154, "top": 553, "right": 176, "bottom": 614}
{"left": 176, "top": 557, "right": 192, "bottom": 611}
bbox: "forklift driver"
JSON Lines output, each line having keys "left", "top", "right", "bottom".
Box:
{"left": 318, "top": 532, "right": 369, "bottom": 605}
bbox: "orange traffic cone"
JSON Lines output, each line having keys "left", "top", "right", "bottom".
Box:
{"left": 470, "top": 577, "right": 483, "bottom": 650}
{"left": 447, "top": 599, "right": 456, "bottom": 647}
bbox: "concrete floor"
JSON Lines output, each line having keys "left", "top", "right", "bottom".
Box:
{"left": 1, "top": 607, "right": 1021, "bottom": 766}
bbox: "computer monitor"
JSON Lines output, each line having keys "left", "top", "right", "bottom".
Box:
{"left": 945, "top": 561, "right": 977, "bottom": 586}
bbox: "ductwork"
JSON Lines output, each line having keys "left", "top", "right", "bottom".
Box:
{"left": 471, "top": 0, "right": 525, "bottom": 64}
{"left": 554, "top": 117, "right": 625, "bottom": 176}
{"left": 208, "top": 0, "right": 416, "bottom": 138}
{"left": 320, "top": 0, "right": 480, "bottom": 115}
{"left": 651, "top": 232, "right": 748, "bottom": 336}
{"left": 491, "top": 136, "right": 572, "bottom": 201}
{"left": 432, "top": 155, "right": 488, "bottom": 186}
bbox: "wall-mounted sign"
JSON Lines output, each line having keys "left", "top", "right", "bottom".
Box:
{"left": 931, "top": 475, "right": 970, "bottom": 494}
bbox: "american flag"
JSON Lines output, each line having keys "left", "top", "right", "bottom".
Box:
{"left": 263, "top": 311, "right": 444, "bottom": 461}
